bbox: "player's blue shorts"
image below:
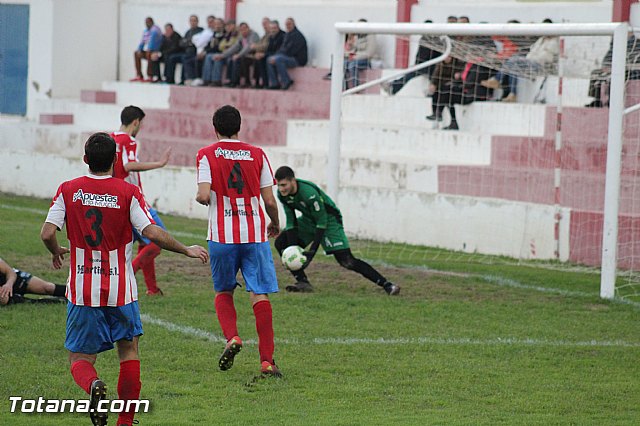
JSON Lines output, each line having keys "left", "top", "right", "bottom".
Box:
{"left": 65, "top": 301, "right": 143, "bottom": 354}
{"left": 208, "top": 241, "right": 279, "bottom": 294}
{"left": 133, "top": 207, "right": 165, "bottom": 245}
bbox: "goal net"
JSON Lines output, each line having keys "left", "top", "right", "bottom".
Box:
{"left": 321, "top": 22, "right": 639, "bottom": 301}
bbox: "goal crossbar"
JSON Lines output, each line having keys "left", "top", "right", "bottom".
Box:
{"left": 327, "top": 22, "right": 629, "bottom": 300}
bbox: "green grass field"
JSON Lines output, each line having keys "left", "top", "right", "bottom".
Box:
{"left": 1, "top": 192, "right": 639, "bottom": 425}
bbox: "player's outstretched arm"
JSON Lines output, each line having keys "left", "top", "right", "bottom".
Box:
{"left": 261, "top": 186, "right": 280, "bottom": 238}
{"left": 40, "top": 223, "right": 70, "bottom": 269}
{"left": 142, "top": 224, "right": 209, "bottom": 263}
{"left": 125, "top": 147, "right": 172, "bottom": 172}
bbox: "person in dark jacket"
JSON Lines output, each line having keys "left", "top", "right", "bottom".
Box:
{"left": 255, "top": 20, "right": 285, "bottom": 88}
{"left": 151, "top": 23, "right": 182, "bottom": 82}
{"left": 266, "top": 17, "right": 307, "bottom": 90}
{"left": 165, "top": 15, "right": 203, "bottom": 84}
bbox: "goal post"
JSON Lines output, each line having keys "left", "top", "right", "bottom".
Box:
{"left": 327, "top": 22, "right": 629, "bottom": 300}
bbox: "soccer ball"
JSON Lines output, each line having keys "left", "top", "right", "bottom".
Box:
{"left": 281, "top": 245, "right": 307, "bottom": 271}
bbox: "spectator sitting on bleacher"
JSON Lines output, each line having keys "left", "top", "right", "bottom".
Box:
{"left": 150, "top": 23, "right": 182, "bottom": 83}
{"left": 227, "top": 23, "right": 261, "bottom": 88}
{"left": 199, "top": 20, "right": 239, "bottom": 87}
{"left": 267, "top": 17, "right": 308, "bottom": 90}
{"left": 343, "top": 19, "right": 379, "bottom": 90}
{"left": 131, "top": 17, "right": 163, "bottom": 82}
{"left": 257, "top": 21, "right": 285, "bottom": 89}
{"left": 481, "top": 19, "right": 558, "bottom": 103}
{"left": 164, "top": 15, "right": 203, "bottom": 85}
{"left": 251, "top": 17, "right": 272, "bottom": 89}
{"left": 183, "top": 15, "right": 216, "bottom": 85}
{"left": 586, "top": 33, "right": 640, "bottom": 107}
{"left": 199, "top": 18, "right": 227, "bottom": 86}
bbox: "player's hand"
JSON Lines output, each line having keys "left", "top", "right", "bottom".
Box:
{"left": 0, "top": 283, "right": 13, "bottom": 303}
{"left": 52, "top": 247, "right": 70, "bottom": 269}
{"left": 185, "top": 245, "right": 209, "bottom": 263}
{"left": 267, "top": 222, "right": 280, "bottom": 238}
{"left": 160, "top": 148, "right": 172, "bottom": 166}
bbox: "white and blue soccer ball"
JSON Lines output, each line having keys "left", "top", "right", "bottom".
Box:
{"left": 281, "top": 245, "right": 307, "bottom": 271}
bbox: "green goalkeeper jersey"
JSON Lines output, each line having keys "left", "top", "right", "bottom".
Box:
{"left": 278, "top": 179, "right": 342, "bottom": 231}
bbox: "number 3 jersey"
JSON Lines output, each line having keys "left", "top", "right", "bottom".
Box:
{"left": 196, "top": 139, "right": 275, "bottom": 244}
{"left": 45, "top": 174, "right": 155, "bottom": 307}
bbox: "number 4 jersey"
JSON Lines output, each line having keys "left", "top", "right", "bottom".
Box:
{"left": 45, "top": 174, "right": 155, "bottom": 307}
{"left": 196, "top": 139, "right": 275, "bottom": 244}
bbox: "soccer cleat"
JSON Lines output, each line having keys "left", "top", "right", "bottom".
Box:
{"left": 383, "top": 282, "right": 401, "bottom": 296}
{"left": 146, "top": 288, "right": 164, "bottom": 296}
{"left": 89, "top": 379, "right": 108, "bottom": 426}
{"left": 285, "top": 281, "right": 314, "bottom": 293}
{"left": 260, "top": 361, "right": 283, "bottom": 378}
{"left": 218, "top": 336, "right": 243, "bottom": 371}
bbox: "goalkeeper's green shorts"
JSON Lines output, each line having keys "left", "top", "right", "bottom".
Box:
{"left": 296, "top": 215, "right": 350, "bottom": 254}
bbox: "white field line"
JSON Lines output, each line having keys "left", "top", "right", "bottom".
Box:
{"left": 1, "top": 202, "right": 639, "bottom": 309}
{"left": 140, "top": 313, "right": 640, "bottom": 348}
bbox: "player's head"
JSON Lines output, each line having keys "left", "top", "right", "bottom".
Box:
{"left": 120, "top": 105, "right": 145, "bottom": 136}
{"left": 84, "top": 132, "right": 117, "bottom": 174}
{"left": 212, "top": 105, "right": 241, "bottom": 138}
{"left": 275, "top": 166, "right": 297, "bottom": 196}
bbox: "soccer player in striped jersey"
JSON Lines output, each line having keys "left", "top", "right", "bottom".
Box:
{"left": 112, "top": 105, "right": 172, "bottom": 296}
{"left": 196, "top": 105, "right": 282, "bottom": 377}
{"left": 41, "top": 132, "right": 208, "bottom": 426}
{"left": 274, "top": 166, "right": 400, "bottom": 295}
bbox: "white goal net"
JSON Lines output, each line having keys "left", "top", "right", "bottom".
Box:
{"left": 322, "top": 22, "right": 639, "bottom": 301}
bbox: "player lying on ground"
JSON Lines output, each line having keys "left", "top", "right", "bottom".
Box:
{"left": 274, "top": 166, "right": 400, "bottom": 295}
{"left": 41, "top": 132, "right": 208, "bottom": 426}
{"left": 0, "top": 257, "right": 66, "bottom": 305}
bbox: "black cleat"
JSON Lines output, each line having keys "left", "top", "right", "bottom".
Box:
{"left": 219, "top": 336, "right": 243, "bottom": 371}
{"left": 89, "top": 379, "right": 108, "bottom": 426}
{"left": 383, "top": 282, "right": 401, "bottom": 296}
{"left": 285, "top": 281, "right": 314, "bottom": 293}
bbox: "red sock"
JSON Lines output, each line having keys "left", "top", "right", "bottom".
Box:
{"left": 132, "top": 243, "right": 161, "bottom": 293}
{"left": 70, "top": 360, "right": 98, "bottom": 394}
{"left": 117, "top": 359, "right": 141, "bottom": 426}
{"left": 253, "top": 300, "right": 274, "bottom": 363}
{"left": 214, "top": 293, "right": 238, "bottom": 340}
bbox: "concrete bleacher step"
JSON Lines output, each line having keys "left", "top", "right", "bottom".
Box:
{"left": 342, "top": 94, "right": 548, "bottom": 137}
{"left": 264, "top": 146, "right": 439, "bottom": 194}
{"left": 286, "top": 119, "right": 492, "bottom": 166}
{"left": 285, "top": 67, "right": 381, "bottom": 94}
{"left": 438, "top": 165, "right": 640, "bottom": 215}
{"left": 39, "top": 114, "right": 73, "bottom": 125}
{"left": 167, "top": 85, "right": 330, "bottom": 118}
{"left": 80, "top": 90, "right": 116, "bottom": 104}
{"left": 33, "top": 99, "right": 122, "bottom": 130}
{"left": 101, "top": 81, "right": 170, "bottom": 109}
{"left": 0, "top": 121, "right": 89, "bottom": 158}
{"left": 140, "top": 110, "right": 288, "bottom": 146}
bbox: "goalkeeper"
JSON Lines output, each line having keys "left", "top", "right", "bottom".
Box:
{"left": 274, "top": 166, "right": 400, "bottom": 295}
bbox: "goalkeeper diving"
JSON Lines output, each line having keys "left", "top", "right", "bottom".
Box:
{"left": 274, "top": 166, "right": 400, "bottom": 295}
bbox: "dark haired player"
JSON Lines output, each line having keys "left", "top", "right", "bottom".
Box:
{"left": 274, "top": 166, "right": 400, "bottom": 295}
{"left": 42, "top": 132, "right": 208, "bottom": 426}
{"left": 111, "top": 105, "right": 172, "bottom": 296}
{"left": 196, "top": 105, "right": 282, "bottom": 377}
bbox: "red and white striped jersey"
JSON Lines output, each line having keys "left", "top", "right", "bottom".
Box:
{"left": 111, "top": 132, "right": 144, "bottom": 196}
{"left": 196, "top": 139, "right": 275, "bottom": 244}
{"left": 45, "top": 174, "right": 155, "bottom": 307}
